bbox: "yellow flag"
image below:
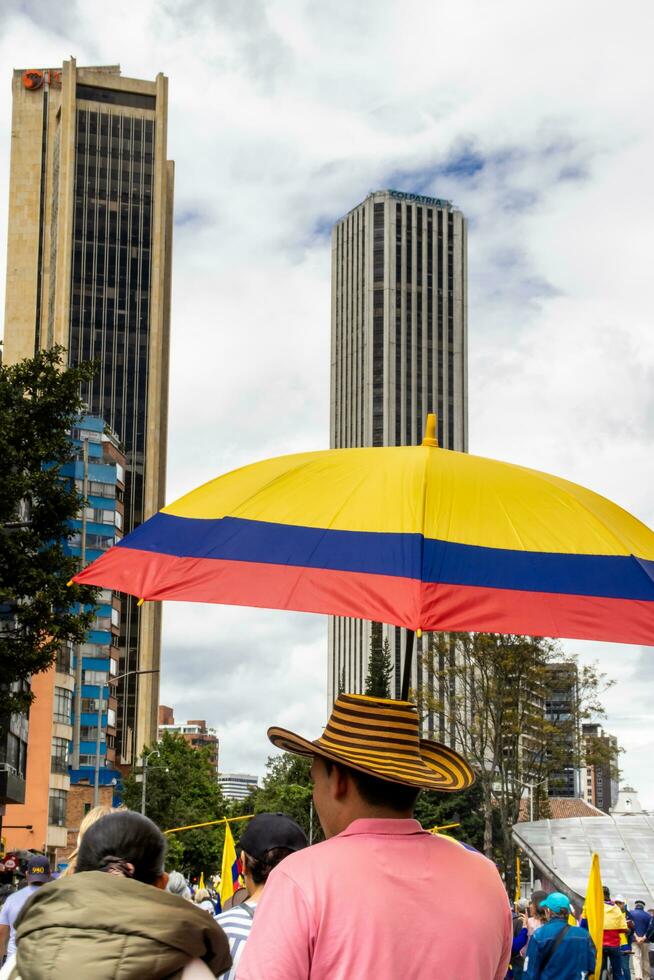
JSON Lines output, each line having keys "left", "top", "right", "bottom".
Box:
{"left": 198, "top": 871, "right": 205, "bottom": 891}
{"left": 584, "top": 852, "right": 604, "bottom": 980}
{"left": 515, "top": 855, "right": 521, "bottom": 905}
{"left": 219, "top": 820, "right": 238, "bottom": 909}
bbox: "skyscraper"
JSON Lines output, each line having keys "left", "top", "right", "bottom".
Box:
{"left": 3, "top": 59, "right": 174, "bottom": 762}
{"left": 544, "top": 662, "right": 581, "bottom": 799}
{"left": 328, "top": 189, "right": 468, "bottom": 709}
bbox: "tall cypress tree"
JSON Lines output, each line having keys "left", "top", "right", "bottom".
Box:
{"left": 365, "top": 632, "right": 392, "bottom": 698}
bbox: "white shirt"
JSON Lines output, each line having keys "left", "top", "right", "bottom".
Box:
{"left": 0, "top": 886, "right": 41, "bottom": 958}
{"left": 215, "top": 901, "right": 258, "bottom": 980}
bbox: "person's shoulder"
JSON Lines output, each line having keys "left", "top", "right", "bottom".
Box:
{"left": 1, "top": 889, "right": 25, "bottom": 914}
{"left": 427, "top": 834, "right": 501, "bottom": 876}
{"left": 215, "top": 904, "right": 252, "bottom": 924}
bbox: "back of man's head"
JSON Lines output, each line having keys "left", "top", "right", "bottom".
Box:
{"left": 314, "top": 756, "right": 421, "bottom": 838}
{"left": 324, "top": 758, "right": 420, "bottom": 812}
{"left": 603, "top": 886, "right": 611, "bottom": 900}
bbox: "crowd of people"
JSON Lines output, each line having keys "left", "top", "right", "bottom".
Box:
{"left": 508, "top": 887, "right": 654, "bottom": 979}
{"left": 0, "top": 693, "right": 649, "bottom": 978}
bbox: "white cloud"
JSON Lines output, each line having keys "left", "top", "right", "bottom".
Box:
{"left": 1, "top": 0, "right": 653, "bottom": 803}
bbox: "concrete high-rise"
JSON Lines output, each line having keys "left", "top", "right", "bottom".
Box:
{"left": 2, "top": 60, "right": 174, "bottom": 763}
{"left": 328, "top": 189, "right": 468, "bottom": 713}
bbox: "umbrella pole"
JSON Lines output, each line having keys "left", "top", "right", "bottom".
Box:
{"left": 400, "top": 629, "right": 415, "bottom": 701}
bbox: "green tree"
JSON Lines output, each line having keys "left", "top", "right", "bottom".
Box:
{"left": 421, "top": 632, "right": 615, "bottom": 892}
{"left": 122, "top": 732, "right": 227, "bottom": 876}
{"left": 0, "top": 346, "right": 98, "bottom": 717}
{"left": 414, "top": 781, "right": 502, "bottom": 855}
{"left": 365, "top": 627, "right": 392, "bottom": 699}
{"left": 229, "top": 752, "right": 323, "bottom": 843}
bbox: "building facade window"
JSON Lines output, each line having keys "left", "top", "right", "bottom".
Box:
{"left": 84, "top": 670, "right": 109, "bottom": 686}
{"left": 53, "top": 686, "right": 72, "bottom": 724}
{"left": 48, "top": 788, "right": 67, "bottom": 826}
{"left": 51, "top": 736, "right": 69, "bottom": 774}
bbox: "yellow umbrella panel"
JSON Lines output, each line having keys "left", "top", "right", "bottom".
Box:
{"left": 74, "top": 419, "right": 654, "bottom": 648}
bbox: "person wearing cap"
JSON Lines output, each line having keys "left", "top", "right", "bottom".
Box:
{"left": 215, "top": 813, "right": 307, "bottom": 980}
{"left": 600, "top": 886, "right": 630, "bottom": 979}
{"left": 523, "top": 892, "right": 596, "bottom": 980}
{"left": 629, "top": 899, "right": 652, "bottom": 979}
{"left": 237, "top": 693, "right": 512, "bottom": 980}
{"left": 0, "top": 856, "right": 52, "bottom": 963}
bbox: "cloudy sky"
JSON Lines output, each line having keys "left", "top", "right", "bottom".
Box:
{"left": 1, "top": 1, "right": 653, "bottom": 804}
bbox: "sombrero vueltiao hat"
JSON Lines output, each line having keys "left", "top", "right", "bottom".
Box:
{"left": 268, "top": 693, "right": 474, "bottom": 792}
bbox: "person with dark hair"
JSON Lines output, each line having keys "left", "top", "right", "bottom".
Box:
{"left": 215, "top": 813, "right": 307, "bottom": 979}
{"left": 527, "top": 890, "right": 548, "bottom": 936}
{"left": 0, "top": 856, "right": 52, "bottom": 963}
{"left": 237, "top": 693, "right": 512, "bottom": 979}
{"left": 2, "top": 811, "right": 231, "bottom": 979}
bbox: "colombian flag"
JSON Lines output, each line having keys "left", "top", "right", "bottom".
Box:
{"left": 219, "top": 822, "right": 240, "bottom": 909}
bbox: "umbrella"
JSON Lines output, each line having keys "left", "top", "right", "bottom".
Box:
{"left": 73, "top": 415, "right": 654, "bottom": 697}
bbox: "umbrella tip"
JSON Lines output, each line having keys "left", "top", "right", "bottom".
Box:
{"left": 422, "top": 414, "right": 438, "bottom": 447}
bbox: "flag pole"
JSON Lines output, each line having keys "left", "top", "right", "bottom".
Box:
{"left": 401, "top": 629, "right": 415, "bottom": 700}
{"left": 163, "top": 814, "right": 254, "bottom": 835}
{"left": 400, "top": 413, "right": 439, "bottom": 702}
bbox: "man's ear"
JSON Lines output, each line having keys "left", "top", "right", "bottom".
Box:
{"left": 155, "top": 871, "right": 169, "bottom": 890}
{"left": 331, "top": 762, "right": 350, "bottom": 801}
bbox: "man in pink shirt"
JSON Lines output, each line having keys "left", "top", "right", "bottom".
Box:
{"left": 237, "top": 693, "right": 512, "bottom": 980}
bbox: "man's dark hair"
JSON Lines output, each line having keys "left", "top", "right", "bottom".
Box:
{"left": 243, "top": 847, "right": 294, "bottom": 886}
{"left": 530, "top": 889, "right": 547, "bottom": 918}
{"left": 76, "top": 811, "right": 167, "bottom": 885}
{"left": 322, "top": 758, "right": 420, "bottom": 812}
{"left": 603, "top": 886, "right": 611, "bottom": 900}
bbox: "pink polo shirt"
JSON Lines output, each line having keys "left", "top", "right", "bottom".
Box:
{"left": 237, "top": 817, "right": 512, "bottom": 980}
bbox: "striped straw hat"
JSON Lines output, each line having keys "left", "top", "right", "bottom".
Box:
{"left": 268, "top": 693, "right": 474, "bottom": 792}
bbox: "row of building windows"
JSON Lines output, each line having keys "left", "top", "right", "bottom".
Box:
{"left": 77, "top": 84, "right": 156, "bottom": 110}
{"left": 68, "top": 531, "right": 119, "bottom": 550}
{"left": 79, "top": 506, "right": 122, "bottom": 528}
{"left": 51, "top": 736, "right": 68, "bottom": 774}
{"left": 53, "top": 687, "right": 73, "bottom": 725}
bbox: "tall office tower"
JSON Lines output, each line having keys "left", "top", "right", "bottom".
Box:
{"left": 3, "top": 59, "right": 174, "bottom": 763}
{"left": 328, "top": 189, "right": 468, "bottom": 722}
{"left": 544, "top": 662, "right": 581, "bottom": 799}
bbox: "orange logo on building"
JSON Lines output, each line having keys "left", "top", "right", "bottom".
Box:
{"left": 22, "top": 70, "right": 44, "bottom": 91}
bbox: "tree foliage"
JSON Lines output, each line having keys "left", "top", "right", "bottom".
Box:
{"left": 365, "top": 628, "right": 392, "bottom": 699}
{"left": 414, "top": 780, "right": 503, "bottom": 856}
{"left": 0, "top": 346, "right": 98, "bottom": 717}
{"left": 420, "top": 632, "right": 615, "bottom": 890}
{"left": 122, "top": 732, "right": 227, "bottom": 876}
{"left": 229, "top": 752, "right": 323, "bottom": 843}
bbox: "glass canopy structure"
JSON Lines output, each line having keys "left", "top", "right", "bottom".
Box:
{"left": 513, "top": 814, "right": 654, "bottom": 907}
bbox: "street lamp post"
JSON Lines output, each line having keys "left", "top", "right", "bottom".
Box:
{"left": 141, "top": 749, "right": 160, "bottom": 815}
{"left": 92, "top": 667, "right": 160, "bottom": 806}
{"left": 523, "top": 777, "right": 549, "bottom": 891}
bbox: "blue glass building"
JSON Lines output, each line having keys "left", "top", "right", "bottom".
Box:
{"left": 62, "top": 414, "right": 125, "bottom": 789}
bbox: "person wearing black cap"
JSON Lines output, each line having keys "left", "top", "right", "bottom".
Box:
{"left": 0, "top": 856, "right": 52, "bottom": 963}
{"left": 214, "top": 813, "right": 307, "bottom": 980}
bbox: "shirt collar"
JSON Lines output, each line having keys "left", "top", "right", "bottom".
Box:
{"left": 338, "top": 818, "right": 427, "bottom": 838}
